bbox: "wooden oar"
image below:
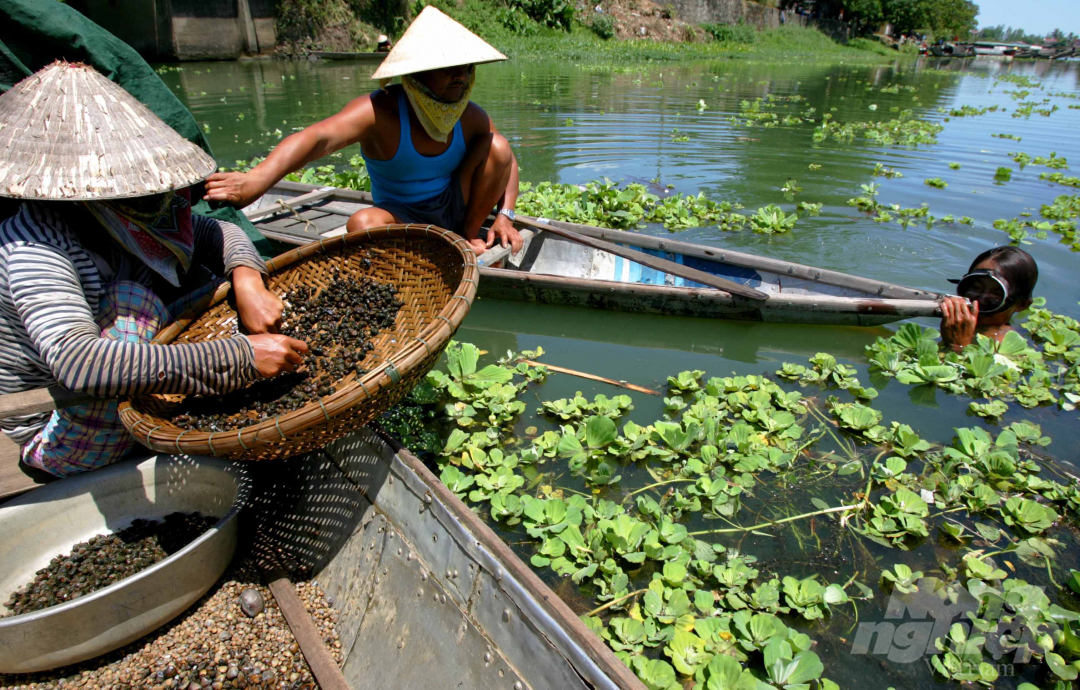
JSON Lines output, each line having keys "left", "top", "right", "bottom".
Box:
{"left": 513, "top": 215, "right": 769, "bottom": 301}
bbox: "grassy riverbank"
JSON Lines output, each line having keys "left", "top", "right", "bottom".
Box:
{"left": 275, "top": 0, "right": 911, "bottom": 65}
{"left": 473, "top": 24, "right": 908, "bottom": 64}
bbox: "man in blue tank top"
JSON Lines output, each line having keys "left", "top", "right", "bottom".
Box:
{"left": 203, "top": 7, "right": 522, "bottom": 256}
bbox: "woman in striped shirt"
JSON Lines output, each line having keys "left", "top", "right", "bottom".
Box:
{"left": 0, "top": 63, "right": 309, "bottom": 476}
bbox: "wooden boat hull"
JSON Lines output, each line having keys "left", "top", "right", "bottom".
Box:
{"left": 930, "top": 44, "right": 975, "bottom": 57}
{"left": 479, "top": 267, "right": 936, "bottom": 326}
{"left": 246, "top": 427, "right": 641, "bottom": 689}
{"left": 247, "top": 181, "right": 943, "bottom": 327}
{"left": 308, "top": 51, "right": 385, "bottom": 60}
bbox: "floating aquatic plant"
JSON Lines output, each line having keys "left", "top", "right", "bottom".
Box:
{"left": 748, "top": 205, "right": 798, "bottom": 234}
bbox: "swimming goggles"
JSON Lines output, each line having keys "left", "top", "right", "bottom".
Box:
{"left": 948, "top": 269, "right": 1013, "bottom": 314}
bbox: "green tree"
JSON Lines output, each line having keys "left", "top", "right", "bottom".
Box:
{"left": 841, "top": 0, "right": 884, "bottom": 31}
{"left": 927, "top": 0, "right": 977, "bottom": 38}
{"left": 881, "top": 0, "right": 931, "bottom": 35}
{"left": 881, "top": 0, "right": 976, "bottom": 38}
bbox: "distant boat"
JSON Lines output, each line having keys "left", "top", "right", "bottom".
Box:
{"left": 971, "top": 41, "right": 1023, "bottom": 57}
{"left": 308, "top": 51, "right": 385, "bottom": 60}
{"left": 245, "top": 182, "right": 946, "bottom": 328}
{"left": 930, "top": 42, "right": 975, "bottom": 57}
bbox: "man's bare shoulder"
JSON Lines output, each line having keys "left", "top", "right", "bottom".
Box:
{"left": 461, "top": 101, "right": 492, "bottom": 137}
{"left": 318, "top": 90, "right": 385, "bottom": 144}
{"left": 336, "top": 90, "right": 379, "bottom": 121}
{"left": 369, "top": 87, "right": 399, "bottom": 113}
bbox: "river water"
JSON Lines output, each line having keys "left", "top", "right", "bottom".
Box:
{"left": 161, "top": 56, "right": 1080, "bottom": 689}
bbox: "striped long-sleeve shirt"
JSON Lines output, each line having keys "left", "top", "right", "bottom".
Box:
{"left": 0, "top": 202, "right": 266, "bottom": 444}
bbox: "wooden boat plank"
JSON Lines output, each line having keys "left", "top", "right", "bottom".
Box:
{"left": 308, "top": 201, "right": 361, "bottom": 218}
{"left": 0, "top": 442, "right": 52, "bottom": 502}
{"left": 263, "top": 567, "right": 351, "bottom": 690}
{"left": 277, "top": 210, "right": 344, "bottom": 234}
{"left": 256, "top": 217, "right": 325, "bottom": 241}
{"left": 523, "top": 234, "right": 886, "bottom": 298}
{"left": 476, "top": 228, "right": 536, "bottom": 267}
{"left": 244, "top": 187, "right": 336, "bottom": 221}
{"left": 529, "top": 218, "right": 934, "bottom": 300}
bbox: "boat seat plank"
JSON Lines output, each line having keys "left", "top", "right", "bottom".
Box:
{"left": 477, "top": 228, "right": 536, "bottom": 268}
{"left": 0, "top": 435, "right": 53, "bottom": 501}
{"left": 295, "top": 212, "right": 345, "bottom": 233}
{"left": 268, "top": 210, "right": 343, "bottom": 234}
{"left": 0, "top": 386, "right": 84, "bottom": 501}
{"left": 314, "top": 201, "right": 366, "bottom": 217}
{"left": 245, "top": 188, "right": 336, "bottom": 221}
{"left": 257, "top": 218, "right": 324, "bottom": 241}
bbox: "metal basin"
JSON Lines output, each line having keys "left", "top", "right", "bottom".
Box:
{"left": 0, "top": 455, "right": 247, "bottom": 673}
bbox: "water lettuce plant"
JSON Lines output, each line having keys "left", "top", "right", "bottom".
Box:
{"left": 814, "top": 110, "right": 943, "bottom": 147}
{"left": 1041, "top": 172, "right": 1080, "bottom": 188}
{"left": 397, "top": 321, "right": 1080, "bottom": 690}
{"left": 748, "top": 205, "right": 798, "bottom": 234}
{"left": 862, "top": 305, "right": 1080, "bottom": 414}
{"left": 515, "top": 178, "right": 748, "bottom": 231}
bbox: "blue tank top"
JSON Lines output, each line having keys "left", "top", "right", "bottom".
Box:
{"left": 362, "top": 91, "right": 467, "bottom": 205}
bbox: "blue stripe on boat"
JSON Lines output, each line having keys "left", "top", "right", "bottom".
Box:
{"left": 615, "top": 245, "right": 762, "bottom": 289}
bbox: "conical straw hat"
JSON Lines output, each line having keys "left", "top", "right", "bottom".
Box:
{"left": 371, "top": 6, "right": 507, "bottom": 81}
{"left": 0, "top": 61, "right": 217, "bottom": 200}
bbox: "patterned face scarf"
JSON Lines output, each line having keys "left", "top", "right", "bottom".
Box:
{"left": 399, "top": 66, "right": 476, "bottom": 143}
{"left": 81, "top": 189, "right": 195, "bottom": 287}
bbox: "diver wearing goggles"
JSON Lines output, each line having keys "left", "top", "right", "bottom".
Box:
{"left": 948, "top": 268, "right": 1015, "bottom": 314}
{"left": 940, "top": 247, "right": 1038, "bottom": 353}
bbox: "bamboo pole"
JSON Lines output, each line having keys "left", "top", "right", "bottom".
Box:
{"left": 519, "top": 360, "right": 661, "bottom": 395}
{"left": 687, "top": 503, "right": 861, "bottom": 536}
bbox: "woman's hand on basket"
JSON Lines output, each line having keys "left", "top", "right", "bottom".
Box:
{"left": 233, "top": 267, "right": 284, "bottom": 334}
{"left": 249, "top": 334, "right": 309, "bottom": 377}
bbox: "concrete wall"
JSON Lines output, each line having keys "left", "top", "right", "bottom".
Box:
{"left": 665, "top": 0, "right": 852, "bottom": 41}
{"left": 77, "top": 0, "right": 276, "bottom": 60}
{"left": 743, "top": 1, "right": 778, "bottom": 28}
{"left": 666, "top": 0, "right": 742, "bottom": 26}
{"left": 172, "top": 17, "right": 244, "bottom": 60}
{"left": 254, "top": 17, "right": 277, "bottom": 52}
{"left": 79, "top": 0, "right": 170, "bottom": 57}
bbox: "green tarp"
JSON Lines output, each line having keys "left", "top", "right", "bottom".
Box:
{"left": 0, "top": 0, "right": 274, "bottom": 257}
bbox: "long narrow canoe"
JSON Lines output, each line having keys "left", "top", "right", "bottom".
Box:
{"left": 244, "top": 426, "right": 643, "bottom": 688}
{"left": 246, "top": 181, "right": 944, "bottom": 327}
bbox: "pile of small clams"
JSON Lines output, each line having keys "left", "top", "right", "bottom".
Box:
{"left": 3, "top": 512, "right": 217, "bottom": 617}
{"left": 170, "top": 274, "right": 402, "bottom": 432}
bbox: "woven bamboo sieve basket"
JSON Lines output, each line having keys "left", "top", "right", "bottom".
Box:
{"left": 119, "top": 224, "right": 478, "bottom": 461}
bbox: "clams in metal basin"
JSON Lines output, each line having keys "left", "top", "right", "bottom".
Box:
{"left": 0, "top": 455, "right": 247, "bottom": 674}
